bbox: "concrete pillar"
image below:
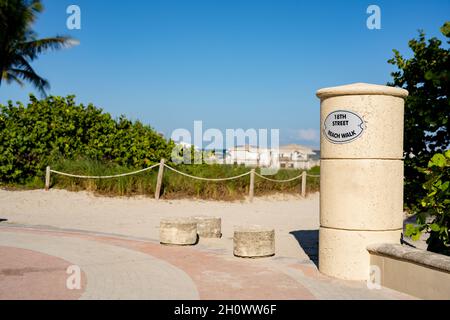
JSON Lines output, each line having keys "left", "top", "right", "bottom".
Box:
{"left": 316, "top": 83, "right": 408, "bottom": 281}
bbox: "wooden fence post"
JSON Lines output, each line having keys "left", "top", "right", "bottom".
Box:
{"left": 301, "top": 171, "right": 307, "bottom": 198}
{"left": 45, "top": 166, "right": 51, "bottom": 191}
{"left": 155, "top": 159, "right": 165, "bottom": 200}
{"left": 249, "top": 169, "right": 255, "bottom": 203}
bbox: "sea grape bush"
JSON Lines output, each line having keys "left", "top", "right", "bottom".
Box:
{"left": 0, "top": 94, "right": 174, "bottom": 184}
{"left": 405, "top": 151, "right": 450, "bottom": 256}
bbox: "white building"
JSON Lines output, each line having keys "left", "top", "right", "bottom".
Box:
{"left": 225, "top": 144, "right": 319, "bottom": 170}
{"left": 278, "top": 144, "right": 319, "bottom": 169}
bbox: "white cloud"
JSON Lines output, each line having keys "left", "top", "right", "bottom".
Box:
{"left": 297, "top": 129, "right": 319, "bottom": 142}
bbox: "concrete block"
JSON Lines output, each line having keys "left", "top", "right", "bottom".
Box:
{"left": 317, "top": 83, "right": 407, "bottom": 160}
{"left": 193, "top": 216, "right": 222, "bottom": 238}
{"left": 160, "top": 217, "right": 198, "bottom": 246}
{"left": 319, "top": 227, "right": 401, "bottom": 280}
{"left": 234, "top": 226, "right": 275, "bottom": 258}
{"left": 368, "top": 245, "right": 450, "bottom": 300}
{"left": 320, "top": 159, "right": 404, "bottom": 230}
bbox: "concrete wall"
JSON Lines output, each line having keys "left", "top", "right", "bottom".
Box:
{"left": 368, "top": 244, "right": 450, "bottom": 300}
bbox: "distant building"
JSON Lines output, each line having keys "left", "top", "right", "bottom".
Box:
{"left": 226, "top": 145, "right": 265, "bottom": 167}
{"left": 277, "top": 144, "right": 318, "bottom": 169}
{"left": 224, "top": 144, "right": 319, "bottom": 170}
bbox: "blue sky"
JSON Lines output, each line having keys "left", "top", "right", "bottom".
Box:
{"left": 1, "top": 0, "right": 449, "bottom": 148}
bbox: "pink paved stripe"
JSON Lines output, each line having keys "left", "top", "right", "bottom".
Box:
{"left": 100, "top": 238, "right": 316, "bottom": 300}
{"left": 0, "top": 246, "right": 86, "bottom": 300}
{"left": 0, "top": 227, "right": 316, "bottom": 300}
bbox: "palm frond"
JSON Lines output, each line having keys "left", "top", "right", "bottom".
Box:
{"left": 4, "top": 70, "right": 25, "bottom": 86}
{"left": 0, "top": 0, "right": 76, "bottom": 95}
{"left": 0, "top": 0, "right": 41, "bottom": 36}
{"left": 23, "top": 0, "right": 43, "bottom": 25}
{"left": 20, "top": 36, "right": 78, "bottom": 60}
{"left": 10, "top": 65, "right": 49, "bottom": 97}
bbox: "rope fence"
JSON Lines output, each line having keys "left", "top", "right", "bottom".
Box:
{"left": 163, "top": 164, "right": 252, "bottom": 182}
{"left": 45, "top": 159, "right": 320, "bottom": 201}
{"left": 48, "top": 163, "right": 160, "bottom": 179}
{"left": 254, "top": 172, "right": 302, "bottom": 183}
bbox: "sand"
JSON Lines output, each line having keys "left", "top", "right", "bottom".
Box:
{"left": 0, "top": 189, "right": 320, "bottom": 261}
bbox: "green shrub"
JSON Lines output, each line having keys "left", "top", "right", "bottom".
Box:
{"left": 0, "top": 95, "right": 173, "bottom": 184}
{"left": 405, "top": 151, "right": 450, "bottom": 256}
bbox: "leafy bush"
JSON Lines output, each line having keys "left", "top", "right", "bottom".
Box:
{"left": 405, "top": 151, "right": 450, "bottom": 256}
{"left": 0, "top": 95, "right": 174, "bottom": 184}
{"left": 388, "top": 22, "right": 450, "bottom": 210}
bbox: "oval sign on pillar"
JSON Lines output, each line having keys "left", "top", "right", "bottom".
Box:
{"left": 323, "top": 110, "right": 365, "bottom": 144}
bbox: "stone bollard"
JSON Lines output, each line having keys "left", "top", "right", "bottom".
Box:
{"left": 233, "top": 226, "right": 275, "bottom": 258}
{"left": 193, "top": 216, "right": 222, "bottom": 238}
{"left": 160, "top": 217, "right": 198, "bottom": 246}
{"left": 316, "top": 83, "right": 408, "bottom": 280}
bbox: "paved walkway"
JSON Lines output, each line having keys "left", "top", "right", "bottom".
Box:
{"left": 0, "top": 225, "right": 416, "bottom": 300}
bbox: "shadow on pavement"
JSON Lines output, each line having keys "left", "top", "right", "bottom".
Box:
{"left": 290, "top": 230, "right": 319, "bottom": 267}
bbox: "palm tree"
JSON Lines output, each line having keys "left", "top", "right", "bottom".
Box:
{"left": 0, "top": 0, "right": 77, "bottom": 96}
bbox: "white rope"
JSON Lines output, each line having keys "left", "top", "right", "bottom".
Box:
{"left": 163, "top": 164, "right": 251, "bottom": 182}
{"left": 307, "top": 174, "right": 320, "bottom": 178}
{"left": 49, "top": 161, "right": 320, "bottom": 182}
{"left": 50, "top": 163, "right": 160, "bottom": 179}
{"left": 254, "top": 172, "right": 303, "bottom": 183}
